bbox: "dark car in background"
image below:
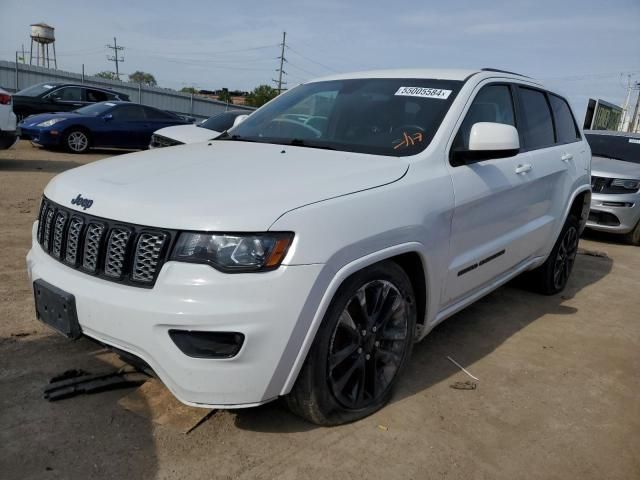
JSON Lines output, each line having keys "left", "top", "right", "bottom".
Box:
{"left": 12, "top": 82, "right": 130, "bottom": 120}
{"left": 18, "top": 101, "right": 188, "bottom": 153}
{"left": 585, "top": 130, "right": 640, "bottom": 245}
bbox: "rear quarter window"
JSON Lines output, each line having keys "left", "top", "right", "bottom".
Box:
{"left": 549, "top": 94, "right": 580, "bottom": 144}
{"left": 518, "top": 87, "right": 555, "bottom": 150}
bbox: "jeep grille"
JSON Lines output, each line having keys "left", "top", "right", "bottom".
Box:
{"left": 36, "top": 197, "right": 174, "bottom": 287}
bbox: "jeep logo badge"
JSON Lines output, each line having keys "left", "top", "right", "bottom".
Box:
{"left": 71, "top": 194, "right": 93, "bottom": 210}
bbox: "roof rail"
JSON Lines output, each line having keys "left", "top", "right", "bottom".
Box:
{"left": 481, "top": 68, "right": 529, "bottom": 78}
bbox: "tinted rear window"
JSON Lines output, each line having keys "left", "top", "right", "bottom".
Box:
{"left": 201, "top": 111, "right": 243, "bottom": 131}
{"left": 519, "top": 87, "right": 555, "bottom": 150}
{"left": 549, "top": 95, "right": 580, "bottom": 143}
{"left": 144, "top": 106, "right": 180, "bottom": 120}
{"left": 585, "top": 133, "right": 640, "bottom": 164}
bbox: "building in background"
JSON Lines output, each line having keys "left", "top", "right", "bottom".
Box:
{"left": 583, "top": 98, "right": 623, "bottom": 131}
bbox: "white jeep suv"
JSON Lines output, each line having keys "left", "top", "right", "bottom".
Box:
{"left": 27, "top": 68, "right": 591, "bottom": 425}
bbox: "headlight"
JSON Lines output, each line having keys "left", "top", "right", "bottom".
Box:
{"left": 171, "top": 232, "right": 294, "bottom": 272}
{"left": 37, "top": 118, "right": 66, "bottom": 127}
{"left": 611, "top": 178, "right": 640, "bottom": 191}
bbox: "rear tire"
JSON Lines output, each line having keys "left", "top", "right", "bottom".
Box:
{"left": 63, "top": 129, "right": 90, "bottom": 154}
{"left": 526, "top": 215, "right": 580, "bottom": 295}
{"left": 623, "top": 220, "right": 640, "bottom": 246}
{"left": 286, "top": 261, "right": 416, "bottom": 425}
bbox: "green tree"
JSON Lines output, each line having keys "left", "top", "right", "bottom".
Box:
{"left": 180, "top": 86, "right": 198, "bottom": 94}
{"left": 217, "top": 88, "right": 233, "bottom": 105}
{"left": 245, "top": 84, "right": 278, "bottom": 107}
{"left": 94, "top": 71, "right": 119, "bottom": 80}
{"left": 129, "top": 71, "right": 157, "bottom": 86}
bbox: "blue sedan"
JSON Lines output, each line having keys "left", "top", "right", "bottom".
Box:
{"left": 18, "top": 101, "right": 189, "bottom": 153}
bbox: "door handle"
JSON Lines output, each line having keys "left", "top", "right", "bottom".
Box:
{"left": 561, "top": 153, "right": 574, "bottom": 162}
{"left": 515, "top": 164, "right": 532, "bottom": 174}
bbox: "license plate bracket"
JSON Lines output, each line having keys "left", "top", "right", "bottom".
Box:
{"left": 33, "top": 279, "right": 81, "bottom": 339}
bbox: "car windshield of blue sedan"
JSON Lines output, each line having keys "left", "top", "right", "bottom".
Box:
{"left": 73, "top": 103, "right": 115, "bottom": 116}
{"left": 218, "top": 78, "right": 462, "bottom": 156}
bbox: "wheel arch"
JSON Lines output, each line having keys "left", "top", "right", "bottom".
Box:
{"left": 271, "top": 242, "right": 431, "bottom": 398}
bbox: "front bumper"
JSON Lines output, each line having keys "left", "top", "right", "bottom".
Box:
{"left": 586, "top": 192, "right": 640, "bottom": 234}
{"left": 17, "top": 125, "right": 61, "bottom": 146}
{"left": 26, "top": 225, "right": 323, "bottom": 408}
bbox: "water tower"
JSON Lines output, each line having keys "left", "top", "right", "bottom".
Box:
{"left": 30, "top": 22, "right": 57, "bottom": 69}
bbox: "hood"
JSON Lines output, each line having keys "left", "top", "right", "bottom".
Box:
{"left": 154, "top": 124, "right": 219, "bottom": 144}
{"left": 44, "top": 140, "right": 408, "bottom": 231}
{"left": 19, "top": 112, "right": 79, "bottom": 126}
{"left": 591, "top": 156, "right": 640, "bottom": 179}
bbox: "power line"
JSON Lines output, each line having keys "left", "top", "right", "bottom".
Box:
{"left": 106, "top": 37, "right": 124, "bottom": 79}
{"left": 285, "top": 45, "right": 340, "bottom": 73}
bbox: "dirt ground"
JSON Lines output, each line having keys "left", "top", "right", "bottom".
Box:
{"left": 1, "top": 141, "right": 639, "bottom": 480}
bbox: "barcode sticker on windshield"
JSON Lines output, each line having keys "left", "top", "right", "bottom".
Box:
{"left": 629, "top": 139, "right": 640, "bottom": 144}
{"left": 395, "top": 87, "right": 452, "bottom": 100}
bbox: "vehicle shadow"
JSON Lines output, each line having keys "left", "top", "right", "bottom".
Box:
{"left": 0, "top": 334, "right": 158, "bottom": 480}
{"left": 0, "top": 158, "right": 83, "bottom": 173}
{"left": 582, "top": 228, "right": 632, "bottom": 246}
{"left": 233, "top": 251, "right": 613, "bottom": 432}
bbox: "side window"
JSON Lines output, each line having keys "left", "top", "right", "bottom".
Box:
{"left": 49, "top": 87, "right": 83, "bottom": 102}
{"left": 111, "top": 105, "right": 146, "bottom": 120}
{"left": 453, "top": 84, "right": 516, "bottom": 151}
{"left": 549, "top": 94, "right": 580, "bottom": 143}
{"left": 86, "top": 89, "right": 108, "bottom": 103}
{"left": 518, "top": 87, "right": 555, "bottom": 149}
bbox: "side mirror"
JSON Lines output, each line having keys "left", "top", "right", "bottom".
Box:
{"left": 231, "top": 114, "right": 249, "bottom": 128}
{"left": 452, "top": 122, "right": 520, "bottom": 165}
{"left": 103, "top": 113, "right": 113, "bottom": 121}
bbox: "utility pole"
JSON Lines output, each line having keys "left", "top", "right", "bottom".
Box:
{"left": 106, "top": 37, "right": 125, "bottom": 80}
{"left": 273, "top": 32, "right": 287, "bottom": 94}
{"left": 619, "top": 74, "right": 633, "bottom": 131}
{"left": 629, "top": 83, "right": 640, "bottom": 133}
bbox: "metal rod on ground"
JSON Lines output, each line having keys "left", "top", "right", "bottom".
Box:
{"left": 446, "top": 356, "right": 480, "bottom": 381}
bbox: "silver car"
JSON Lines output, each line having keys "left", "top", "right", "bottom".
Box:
{"left": 585, "top": 130, "right": 640, "bottom": 245}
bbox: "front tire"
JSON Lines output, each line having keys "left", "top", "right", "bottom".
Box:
{"left": 286, "top": 261, "right": 416, "bottom": 425}
{"left": 528, "top": 215, "right": 580, "bottom": 295}
{"left": 623, "top": 220, "right": 640, "bottom": 246}
{"left": 64, "top": 129, "right": 90, "bottom": 153}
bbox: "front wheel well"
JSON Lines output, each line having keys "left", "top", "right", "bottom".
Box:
{"left": 388, "top": 252, "right": 427, "bottom": 330}
{"left": 569, "top": 190, "right": 591, "bottom": 232}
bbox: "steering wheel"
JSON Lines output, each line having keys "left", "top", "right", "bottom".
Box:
{"left": 264, "top": 118, "right": 322, "bottom": 139}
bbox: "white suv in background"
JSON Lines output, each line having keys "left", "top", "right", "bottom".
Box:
{"left": 27, "top": 68, "right": 591, "bottom": 425}
{"left": 0, "top": 87, "right": 18, "bottom": 149}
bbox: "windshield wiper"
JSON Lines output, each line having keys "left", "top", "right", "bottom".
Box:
{"left": 216, "top": 132, "right": 260, "bottom": 143}
{"left": 285, "top": 138, "right": 336, "bottom": 150}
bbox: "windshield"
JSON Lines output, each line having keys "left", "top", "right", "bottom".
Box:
{"left": 586, "top": 133, "right": 640, "bottom": 164}
{"left": 16, "top": 83, "right": 59, "bottom": 97}
{"left": 73, "top": 102, "right": 116, "bottom": 116}
{"left": 220, "top": 78, "right": 462, "bottom": 156}
{"left": 200, "top": 111, "right": 244, "bottom": 131}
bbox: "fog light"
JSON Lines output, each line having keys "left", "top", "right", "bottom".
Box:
{"left": 168, "top": 330, "right": 244, "bottom": 358}
{"left": 602, "top": 201, "right": 634, "bottom": 207}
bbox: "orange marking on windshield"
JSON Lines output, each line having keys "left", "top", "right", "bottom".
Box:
{"left": 393, "top": 132, "right": 424, "bottom": 149}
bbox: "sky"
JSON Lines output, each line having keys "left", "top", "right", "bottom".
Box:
{"left": 1, "top": 0, "right": 639, "bottom": 119}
